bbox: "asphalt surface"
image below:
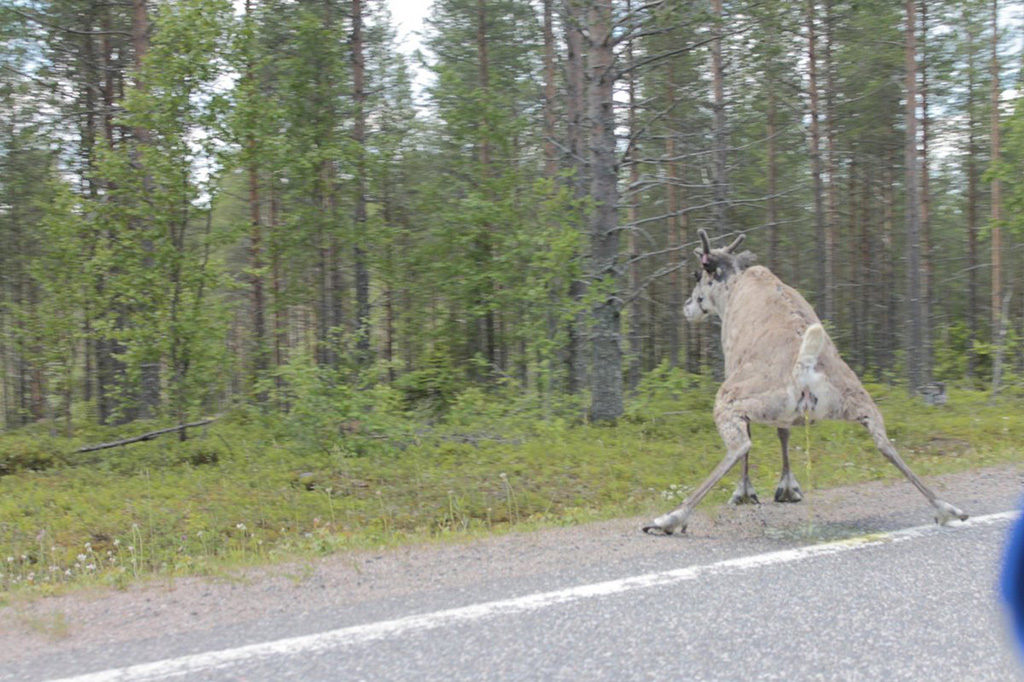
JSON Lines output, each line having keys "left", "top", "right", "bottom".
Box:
{"left": 3, "top": 465, "right": 1024, "bottom": 681}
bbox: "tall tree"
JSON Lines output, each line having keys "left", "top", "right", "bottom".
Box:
{"left": 710, "top": 0, "right": 729, "bottom": 237}
{"left": 563, "top": 0, "right": 589, "bottom": 394}
{"left": 625, "top": 0, "right": 642, "bottom": 391}
{"left": 352, "top": 0, "right": 371, "bottom": 359}
{"left": 959, "top": 0, "right": 984, "bottom": 380}
{"left": 583, "top": 0, "right": 622, "bottom": 422}
{"left": 905, "top": 0, "right": 924, "bottom": 393}
{"left": 918, "top": 0, "right": 933, "bottom": 382}
{"left": 807, "top": 0, "right": 828, "bottom": 317}
{"left": 989, "top": 0, "right": 1003, "bottom": 331}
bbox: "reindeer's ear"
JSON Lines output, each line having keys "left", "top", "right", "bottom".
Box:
{"left": 734, "top": 250, "right": 757, "bottom": 270}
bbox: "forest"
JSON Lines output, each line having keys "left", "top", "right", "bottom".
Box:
{"left": 6, "top": 0, "right": 1024, "bottom": 592}
{"left": 2, "top": 0, "right": 1024, "bottom": 432}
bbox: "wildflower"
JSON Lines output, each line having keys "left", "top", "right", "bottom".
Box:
{"left": 113, "top": 538, "right": 121, "bottom": 547}
{"left": 77, "top": 554, "right": 87, "bottom": 563}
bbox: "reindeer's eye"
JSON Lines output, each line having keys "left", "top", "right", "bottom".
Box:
{"left": 692, "top": 271, "right": 701, "bottom": 283}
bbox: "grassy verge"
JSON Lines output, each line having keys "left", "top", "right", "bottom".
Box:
{"left": 1, "top": 375, "right": 1022, "bottom": 596}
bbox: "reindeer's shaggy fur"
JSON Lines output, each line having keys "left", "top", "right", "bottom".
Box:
{"left": 643, "top": 231, "right": 967, "bottom": 535}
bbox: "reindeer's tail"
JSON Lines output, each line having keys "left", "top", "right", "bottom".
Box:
{"left": 796, "top": 323, "right": 826, "bottom": 370}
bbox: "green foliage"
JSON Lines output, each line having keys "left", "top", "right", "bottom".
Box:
{"left": 626, "top": 362, "right": 717, "bottom": 422}
{"left": 3, "top": 382, "right": 1020, "bottom": 594}
{"left": 259, "top": 351, "right": 414, "bottom": 457}
{"left": 0, "top": 434, "right": 66, "bottom": 476}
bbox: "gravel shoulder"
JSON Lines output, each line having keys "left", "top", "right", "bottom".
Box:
{"left": 1, "top": 463, "right": 1021, "bottom": 667}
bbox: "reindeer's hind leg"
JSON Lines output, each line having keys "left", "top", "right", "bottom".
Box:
{"left": 643, "top": 406, "right": 752, "bottom": 535}
{"left": 852, "top": 401, "right": 967, "bottom": 525}
{"left": 774, "top": 427, "right": 803, "bottom": 503}
{"left": 730, "top": 424, "right": 760, "bottom": 505}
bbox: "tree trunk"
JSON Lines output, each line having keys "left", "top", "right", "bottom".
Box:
{"left": 882, "top": 151, "right": 898, "bottom": 373}
{"left": 476, "top": 0, "right": 498, "bottom": 372}
{"left": 248, "top": 157, "right": 267, "bottom": 374}
{"left": 270, "top": 182, "right": 286, "bottom": 401}
{"left": 542, "top": 0, "right": 558, "bottom": 180}
{"left": 766, "top": 88, "right": 780, "bottom": 273}
{"left": 904, "top": 0, "right": 923, "bottom": 394}
{"left": 352, "top": 0, "right": 371, "bottom": 361}
{"left": 807, "top": 0, "right": 827, "bottom": 318}
{"left": 965, "top": 10, "right": 980, "bottom": 380}
{"left": 710, "top": 0, "right": 728, "bottom": 237}
{"left": 823, "top": 0, "right": 837, "bottom": 325}
{"left": 666, "top": 134, "right": 682, "bottom": 370}
{"left": 918, "top": 0, "right": 933, "bottom": 383}
{"left": 245, "top": 0, "right": 267, "bottom": 390}
{"left": 625, "top": 0, "right": 642, "bottom": 392}
{"left": 990, "top": 0, "right": 1003, "bottom": 333}
{"left": 563, "top": 0, "right": 589, "bottom": 394}
{"left": 132, "top": 0, "right": 160, "bottom": 419}
{"left": 585, "top": 0, "right": 622, "bottom": 422}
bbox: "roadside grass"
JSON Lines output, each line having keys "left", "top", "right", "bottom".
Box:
{"left": 1, "top": 373, "right": 1022, "bottom": 596}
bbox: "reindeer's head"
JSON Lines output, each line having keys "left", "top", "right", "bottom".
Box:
{"left": 682, "top": 229, "right": 757, "bottom": 321}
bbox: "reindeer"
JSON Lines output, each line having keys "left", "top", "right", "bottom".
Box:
{"left": 642, "top": 230, "right": 967, "bottom": 535}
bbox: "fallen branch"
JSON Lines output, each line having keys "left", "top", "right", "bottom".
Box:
{"left": 76, "top": 418, "right": 218, "bottom": 453}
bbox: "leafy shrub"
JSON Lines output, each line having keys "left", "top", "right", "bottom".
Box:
{"left": 266, "top": 353, "right": 415, "bottom": 457}
{"left": 0, "top": 435, "right": 64, "bottom": 475}
{"left": 394, "top": 346, "right": 462, "bottom": 412}
{"left": 626, "top": 362, "right": 716, "bottom": 421}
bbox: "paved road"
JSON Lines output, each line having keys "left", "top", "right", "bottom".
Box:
{"left": 3, "top": 466, "right": 1024, "bottom": 681}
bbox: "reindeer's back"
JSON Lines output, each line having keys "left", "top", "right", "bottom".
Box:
{"left": 720, "top": 266, "right": 822, "bottom": 385}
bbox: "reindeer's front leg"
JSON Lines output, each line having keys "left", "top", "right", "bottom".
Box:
{"left": 730, "top": 424, "right": 760, "bottom": 505}
{"left": 643, "top": 408, "right": 752, "bottom": 535}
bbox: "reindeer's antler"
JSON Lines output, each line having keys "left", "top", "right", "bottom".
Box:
{"left": 723, "top": 233, "right": 746, "bottom": 253}
{"left": 698, "top": 229, "right": 712, "bottom": 254}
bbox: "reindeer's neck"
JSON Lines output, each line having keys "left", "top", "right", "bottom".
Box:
{"left": 708, "top": 278, "right": 736, "bottom": 320}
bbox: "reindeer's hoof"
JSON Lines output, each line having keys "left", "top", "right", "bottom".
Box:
{"left": 729, "top": 491, "right": 760, "bottom": 505}
{"left": 642, "top": 513, "right": 687, "bottom": 536}
{"left": 774, "top": 473, "right": 803, "bottom": 503}
{"left": 934, "top": 500, "right": 968, "bottom": 526}
{"left": 729, "top": 478, "right": 759, "bottom": 505}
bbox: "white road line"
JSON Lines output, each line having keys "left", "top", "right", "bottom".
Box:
{"left": 50, "top": 510, "right": 1019, "bottom": 682}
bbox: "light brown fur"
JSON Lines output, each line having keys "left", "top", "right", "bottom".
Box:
{"left": 643, "top": 232, "right": 967, "bottom": 535}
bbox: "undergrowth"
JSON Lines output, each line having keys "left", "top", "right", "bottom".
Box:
{"left": 1, "top": 368, "right": 1022, "bottom": 595}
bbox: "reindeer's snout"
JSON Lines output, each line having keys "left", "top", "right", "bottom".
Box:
{"left": 683, "top": 294, "right": 709, "bottom": 321}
